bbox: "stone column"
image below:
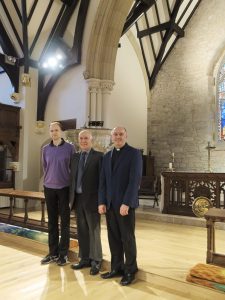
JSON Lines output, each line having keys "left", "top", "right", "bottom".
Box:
{"left": 87, "top": 79, "right": 100, "bottom": 121}
{"left": 100, "top": 80, "right": 114, "bottom": 128}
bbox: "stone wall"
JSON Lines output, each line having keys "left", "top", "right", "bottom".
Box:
{"left": 149, "top": 0, "right": 225, "bottom": 174}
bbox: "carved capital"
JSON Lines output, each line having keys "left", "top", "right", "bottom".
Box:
{"left": 35, "top": 121, "right": 45, "bottom": 134}
{"left": 87, "top": 78, "right": 100, "bottom": 93}
{"left": 83, "top": 70, "right": 90, "bottom": 79}
{"left": 9, "top": 161, "right": 20, "bottom": 171}
{"left": 100, "top": 80, "right": 115, "bottom": 94}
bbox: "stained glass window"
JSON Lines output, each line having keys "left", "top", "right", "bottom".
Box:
{"left": 218, "top": 62, "right": 225, "bottom": 140}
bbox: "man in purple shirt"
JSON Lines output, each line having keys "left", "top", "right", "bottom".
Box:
{"left": 41, "top": 121, "right": 75, "bottom": 266}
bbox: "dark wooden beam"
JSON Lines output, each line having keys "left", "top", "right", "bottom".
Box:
{"left": 122, "top": 0, "right": 156, "bottom": 35}
{"left": 37, "top": 71, "right": 62, "bottom": 121}
{"left": 176, "top": 0, "right": 193, "bottom": 25}
{"left": 38, "top": 0, "right": 78, "bottom": 62}
{"left": 37, "top": 0, "right": 90, "bottom": 121}
{"left": 149, "top": 0, "right": 183, "bottom": 88}
{"left": 53, "top": 0, "right": 79, "bottom": 39}
{"left": 29, "top": 0, "right": 54, "bottom": 55}
{"left": 0, "top": 53, "right": 19, "bottom": 92}
{"left": 143, "top": 12, "right": 156, "bottom": 60}
{"left": 12, "top": 0, "right": 22, "bottom": 22}
{"left": 160, "top": 0, "right": 201, "bottom": 75}
{"left": 172, "top": 22, "right": 184, "bottom": 37}
{"left": 71, "top": 0, "right": 90, "bottom": 63}
{"left": 38, "top": 4, "right": 66, "bottom": 63}
{"left": 21, "top": 0, "right": 29, "bottom": 73}
{"left": 154, "top": 0, "right": 163, "bottom": 40}
{"left": 138, "top": 21, "right": 170, "bottom": 38}
{"left": 181, "top": 0, "right": 202, "bottom": 29}
{"left": 27, "top": 0, "right": 38, "bottom": 23}
{"left": 0, "top": 20, "right": 18, "bottom": 56}
{"left": 166, "top": 0, "right": 171, "bottom": 16}
{"left": 135, "top": 22, "right": 151, "bottom": 81}
{"left": 0, "top": 0, "right": 23, "bottom": 51}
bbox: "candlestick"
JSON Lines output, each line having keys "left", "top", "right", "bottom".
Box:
{"left": 206, "top": 141, "right": 216, "bottom": 172}
{"left": 169, "top": 162, "right": 173, "bottom": 170}
{"left": 172, "top": 152, "right": 175, "bottom": 163}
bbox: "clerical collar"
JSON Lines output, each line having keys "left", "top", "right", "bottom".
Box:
{"left": 114, "top": 143, "right": 127, "bottom": 152}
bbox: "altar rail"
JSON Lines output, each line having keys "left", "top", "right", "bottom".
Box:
{"left": 161, "top": 172, "right": 225, "bottom": 217}
{"left": 0, "top": 189, "right": 77, "bottom": 238}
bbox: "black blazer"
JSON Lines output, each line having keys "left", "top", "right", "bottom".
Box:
{"left": 69, "top": 148, "right": 103, "bottom": 212}
{"left": 98, "top": 144, "right": 142, "bottom": 209}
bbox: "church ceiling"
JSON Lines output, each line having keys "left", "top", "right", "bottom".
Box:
{"left": 123, "top": 0, "right": 201, "bottom": 88}
{"left": 0, "top": 0, "right": 201, "bottom": 118}
{"left": 0, "top": 0, "right": 89, "bottom": 120}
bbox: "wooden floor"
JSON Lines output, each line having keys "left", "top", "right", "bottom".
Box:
{"left": 1, "top": 208, "right": 225, "bottom": 299}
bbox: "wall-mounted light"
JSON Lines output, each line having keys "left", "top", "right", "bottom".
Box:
{"left": 5, "top": 55, "right": 16, "bottom": 65}
{"left": 10, "top": 92, "right": 21, "bottom": 103}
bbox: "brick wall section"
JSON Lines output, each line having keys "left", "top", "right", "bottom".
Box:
{"left": 149, "top": 0, "right": 225, "bottom": 174}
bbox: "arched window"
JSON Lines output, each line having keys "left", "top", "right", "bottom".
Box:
{"left": 217, "top": 59, "right": 225, "bottom": 140}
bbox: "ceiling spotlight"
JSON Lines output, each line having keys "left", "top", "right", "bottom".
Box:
{"left": 56, "top": 54, "right": 63, "bottom": 60}
{"left": 48, "top": 57, "right": 57, "bottom": 68}
{"left": 40, "top": 52, "right": 66, "bottom": 71}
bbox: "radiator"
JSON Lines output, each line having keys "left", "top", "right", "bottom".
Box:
{"left": 0, "top": 195, "right": 10, "bottom": 208}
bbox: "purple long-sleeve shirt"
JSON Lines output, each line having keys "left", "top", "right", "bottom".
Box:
{"left": 42, "top": 139, "right": 75, "bottom": 189}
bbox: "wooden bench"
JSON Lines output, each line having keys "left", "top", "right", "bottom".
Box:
{"left": 0, "top": 188, "right": 45, "bottom": 224}
{"left": 204, "top": 208, "right": 225, "bottom": 267}
{"left": 0, "top": 188, "right": 77, "bottom": 237}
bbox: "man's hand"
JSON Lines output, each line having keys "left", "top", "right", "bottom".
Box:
{"left": 98, "top": 204, "right": 106, "bottom": 214}
{"left": 120, "top": 204, "right": 129, "bottom": 216}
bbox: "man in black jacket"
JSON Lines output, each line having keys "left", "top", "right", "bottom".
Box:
{"left": 69, "top": 130, "right": 103, "bottom": 275}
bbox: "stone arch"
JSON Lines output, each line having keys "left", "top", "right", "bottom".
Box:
{"left": 85, "top": 0, "right": 133, "bottom": 81}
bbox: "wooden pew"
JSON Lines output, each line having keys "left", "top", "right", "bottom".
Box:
{"left": 0, "top": 189, "right": 77, "bottom": 238}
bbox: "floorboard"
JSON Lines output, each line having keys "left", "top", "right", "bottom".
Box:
{"left": 1, "top": 207, "right": 225, "bottom": 299}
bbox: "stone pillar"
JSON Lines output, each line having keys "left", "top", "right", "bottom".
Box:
{"left": 85, "top": 78, "right": 114, "bottom": 127}
{"left": 96, "top": 91, "right": 102, "bottom": 121}
{"left": 87, "top": 79, "right": 100, "bottom": 121}
{"left": 101, "top": 80, "right": 114, "bottom": 128}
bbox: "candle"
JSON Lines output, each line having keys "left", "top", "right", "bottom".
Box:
{"left": 169, "top": 162, "right": 173, "bottom": 169}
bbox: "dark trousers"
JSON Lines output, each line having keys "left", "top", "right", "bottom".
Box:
{"left": 44, "top": 186, "right": 70, "bottom": 257}
{"left": 106, "top": 207, "right": 138, "bottom": 274}
{"left": 75, "top": 193, "right": 102, "bottom": 263}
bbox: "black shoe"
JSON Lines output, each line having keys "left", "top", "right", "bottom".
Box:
{"left": 90, "top": 261, "right": 101, "bottom": 275}
{"left": 41, "top": 254, "right": 58, "bottom": 265}
{"left": 120, "top": 273, "right": 135, "bottom": 286}
{"left": 56, "top": 256, "right": 68, "bottom": 266}
{"left": 101, "top": 270, "right": 124, "bottom": 279}
{"left": 71, "top": 260, "right": 91, "bottom": 270}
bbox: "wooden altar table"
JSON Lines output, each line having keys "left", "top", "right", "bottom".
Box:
{"left": 161, "top": 172, "right": 225, "bottom": 217}
{"left": 204, "top": 208, "right": 225, "bottom": 267}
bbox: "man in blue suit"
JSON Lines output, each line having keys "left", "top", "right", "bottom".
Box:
{"left": 98, "top": 127, "right": 142, "bottom": 286}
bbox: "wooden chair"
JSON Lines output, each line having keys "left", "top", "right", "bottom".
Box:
{"left": 139, "top": 176, "right": 160, "bottom": 208}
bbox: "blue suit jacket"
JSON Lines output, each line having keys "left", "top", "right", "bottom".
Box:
{"left": 98, "top": 144, "right": 142, "bottom": 209}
